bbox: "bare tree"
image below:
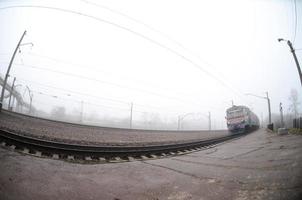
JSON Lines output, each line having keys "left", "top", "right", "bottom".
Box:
{"left": 289, "top": 89, "right": 300, "bottom": 118}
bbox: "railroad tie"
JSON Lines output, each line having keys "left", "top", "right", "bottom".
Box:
{"left": 128, "top": 156, "right": 135, "bottom": 161}
{"left": 85, "top": 156, "right": 93, "bottom": 161}
{"left": 150, "top": 154, "right": 157, "bottom": 158}
{"left": 99, "top": 157, "right": 106, "bottom": 162}
{"left": 113, "top": 157, "right": 122, "bottom": 162}
{"left": 35, "top": 151, "right": 42, "bottom": 157}
{"left": 52, "top": 154, "right": 59, "bottom": 159}
{"left": 177, "top": 150, "right": 183, "bottom": 154}
{"left": 22, "top": 148, "right": 29, "bottom": 154}
{"left": 141, "top": 155, "right": 149, "bottom": 160}
{"left": 67, "top": 155, "right": 75, "bottom": 160}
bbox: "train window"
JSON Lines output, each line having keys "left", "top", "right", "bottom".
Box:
{"left": 227, "top": 109, "right": 244, "bottom": 118}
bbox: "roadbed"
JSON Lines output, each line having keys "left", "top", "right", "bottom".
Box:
{"left": 0, "top": 111, "right": 229, "bottom": 146}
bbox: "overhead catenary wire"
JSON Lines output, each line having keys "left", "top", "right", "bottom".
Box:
{"left": 0, "top": 4, "right": 251, "bottom": 105}
{"left": 293, "top": 0, "right": 297, "bottom": 44}
{"left": 79, "top": 0, "right": 190, "bottom": 53}
{"left": 79, "top": 0, "right": 247, "bottom": 102}
{"left": 30, "top": 88, "right": 184, "bottom": 115}
{"left": 1, "top": 1, "right": 245, "bottom": 107}
{"left": 1, "top": 59, "right": 233, "bottom": 114}
{"left": 31, "top": 89, "right": 131, "bottom": 111}
{"left": 21, "top": 53, "right": 243, "bottom": 112}
{"left": 2, "top": 73, "right": 217, "bottom": 125}
{"left": 12, "top": 63, "right": 199, "bottom": 104}
{"left": 3, "top": 60, "right": 177, "bottom": 105}
{"left": 15, "top": 78, "right": 190, "bottom": 115}
{"left": 23, "top": 52, "right": 207, "bottom": 99}
{"left": 17, "top": 77, "right": 130, "bottom": 105}
{"left": 11, "top": 62, "right": 223, "bottom": 111}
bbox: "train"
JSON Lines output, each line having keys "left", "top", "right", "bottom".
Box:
{"left": 226, "top": 105, "right": 259, "bottom": 132}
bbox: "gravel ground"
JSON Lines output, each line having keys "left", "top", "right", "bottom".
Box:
{"left": 0, "top": 111, "right": 229, "bottom": 146}
{"left": 1, "top": 129, "right": 301, "bottom": 200}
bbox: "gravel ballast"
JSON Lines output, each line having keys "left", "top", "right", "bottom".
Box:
{"left": 0, "top": 111, "right": 229, "bottom": 146}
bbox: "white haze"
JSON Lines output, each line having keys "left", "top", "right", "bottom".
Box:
{"left": 0, "top": 0, "right": 301, "bottom": 129}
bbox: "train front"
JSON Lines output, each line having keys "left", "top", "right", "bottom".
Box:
{"left": 226, "top": 106, "right": 247, "bottom": 132}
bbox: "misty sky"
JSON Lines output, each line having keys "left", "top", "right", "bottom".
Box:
{"left": 0, "top": 0, "right": 301, "bottom": 129}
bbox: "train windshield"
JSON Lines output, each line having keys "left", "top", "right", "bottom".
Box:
{"left": 227, "top": 109, "right": 244, "bottom": 118}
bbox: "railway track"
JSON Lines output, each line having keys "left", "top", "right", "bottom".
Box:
{"left": 0, "top": 129, "right": 249, "bottom": 163}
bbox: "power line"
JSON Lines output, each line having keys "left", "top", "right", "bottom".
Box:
{"left": 0, "top": 4, "right": 250, "bottom": 104}
{"left": 79, "top": 0, "right": 242, "bottom": 96}
{"left": 20, "top": 78, "right": 226, "bottom": 116}
{"left": 12, "top": 62, "right": 215, "bottom": 107}
{"left": 31, "top": 88, "right": 182, "bottom": 115}
{"left": 293, "top": 0, "right": 297, "bottom": 44}
{"left": 31, "top": 89, "right": 130, "bottom": 111}
{"left": 2, "top": 60, "right": 233, "bottom": 113}
{"left": 13, "top": 63, "right": 194, "bottom": 103}
{"left": 78, "top": 1, "right": 254, "bottom": 105}
{"left": 17, "top": 77, "right": 129, "bottom": 104}
{"left": 24, "top": 52, "right": 204, "bottom": 99}
{"left": 24, "top": 53, "right": 244, "bottom": 111}
{"left": 16, "top": 78, "right": 185, "bottom": 114}
{"left": 34, "top": 89, "right": 179, "bottom": 114}
{"left": 79, "top": 0, "right": 189, "bottom": 53}
{"left": 1, "top": 57, "right": 207, "bottom": 107}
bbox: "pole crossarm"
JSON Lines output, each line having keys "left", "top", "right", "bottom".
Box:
{"left": 244, "top": 93, "right": 267, "bottom": 100}
{"left": 245, "top": 92, "right": 271, "bottom": 124}
{"left": 278, "top": 38, "right": 302, "bottom": 87}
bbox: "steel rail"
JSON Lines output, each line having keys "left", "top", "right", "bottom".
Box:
{"left": 0, "top": 129, "right": 247, "bottom": 158}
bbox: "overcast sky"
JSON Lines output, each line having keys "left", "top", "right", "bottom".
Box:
{"left": 0, "top": 0, "right": 301, "bottom": 129}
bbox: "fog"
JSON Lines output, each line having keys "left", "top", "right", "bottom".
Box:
{"left": 0, "top": 0, "right": 301, "bottom": 130}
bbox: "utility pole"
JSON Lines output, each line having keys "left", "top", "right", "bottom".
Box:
{"left": 177, "top": 115, "right": 181, "bottom": 130}
{"left": 280, "top": 102, "right": 284, "bottom": 128}
{"left": 261, "top": 112, "right": 263, "bottom": 128}
{"left": 26, "top": 86, "right": 33, "bottom": 114}
{"left": 231, "top": 100, "right": 234, "bottom": 106}
{"left": 10, "top": 84, "right": 21, "bottom": 112}
{"left": 8, "top": 77, "right": 16, "bottom": 110}
{"left": 278, "top": 39, "right": 302, "bottom": 86}
{"left": 287, "top": 40, "right": 302, "bottom": 86}
{"left": 245, "top": 92, "right": 271, "bottom": 125}
{"left": 130, "top": 102, "right": 133, "bottom": 129}
{"left": 266, "top": 92, "right": 271, "bottom": 124}
{"left": 0, "top": 30, "right": 27, "bottom": 112}
{"left": 12, "top": 96, "right": 16, "bottom": 111}
{"left": 208, "top": 111, "right": 211, "bottom": 131}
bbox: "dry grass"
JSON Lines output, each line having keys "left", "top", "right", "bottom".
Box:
{"left": 288, "top": 128, "right": 302, "bottom": 135}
